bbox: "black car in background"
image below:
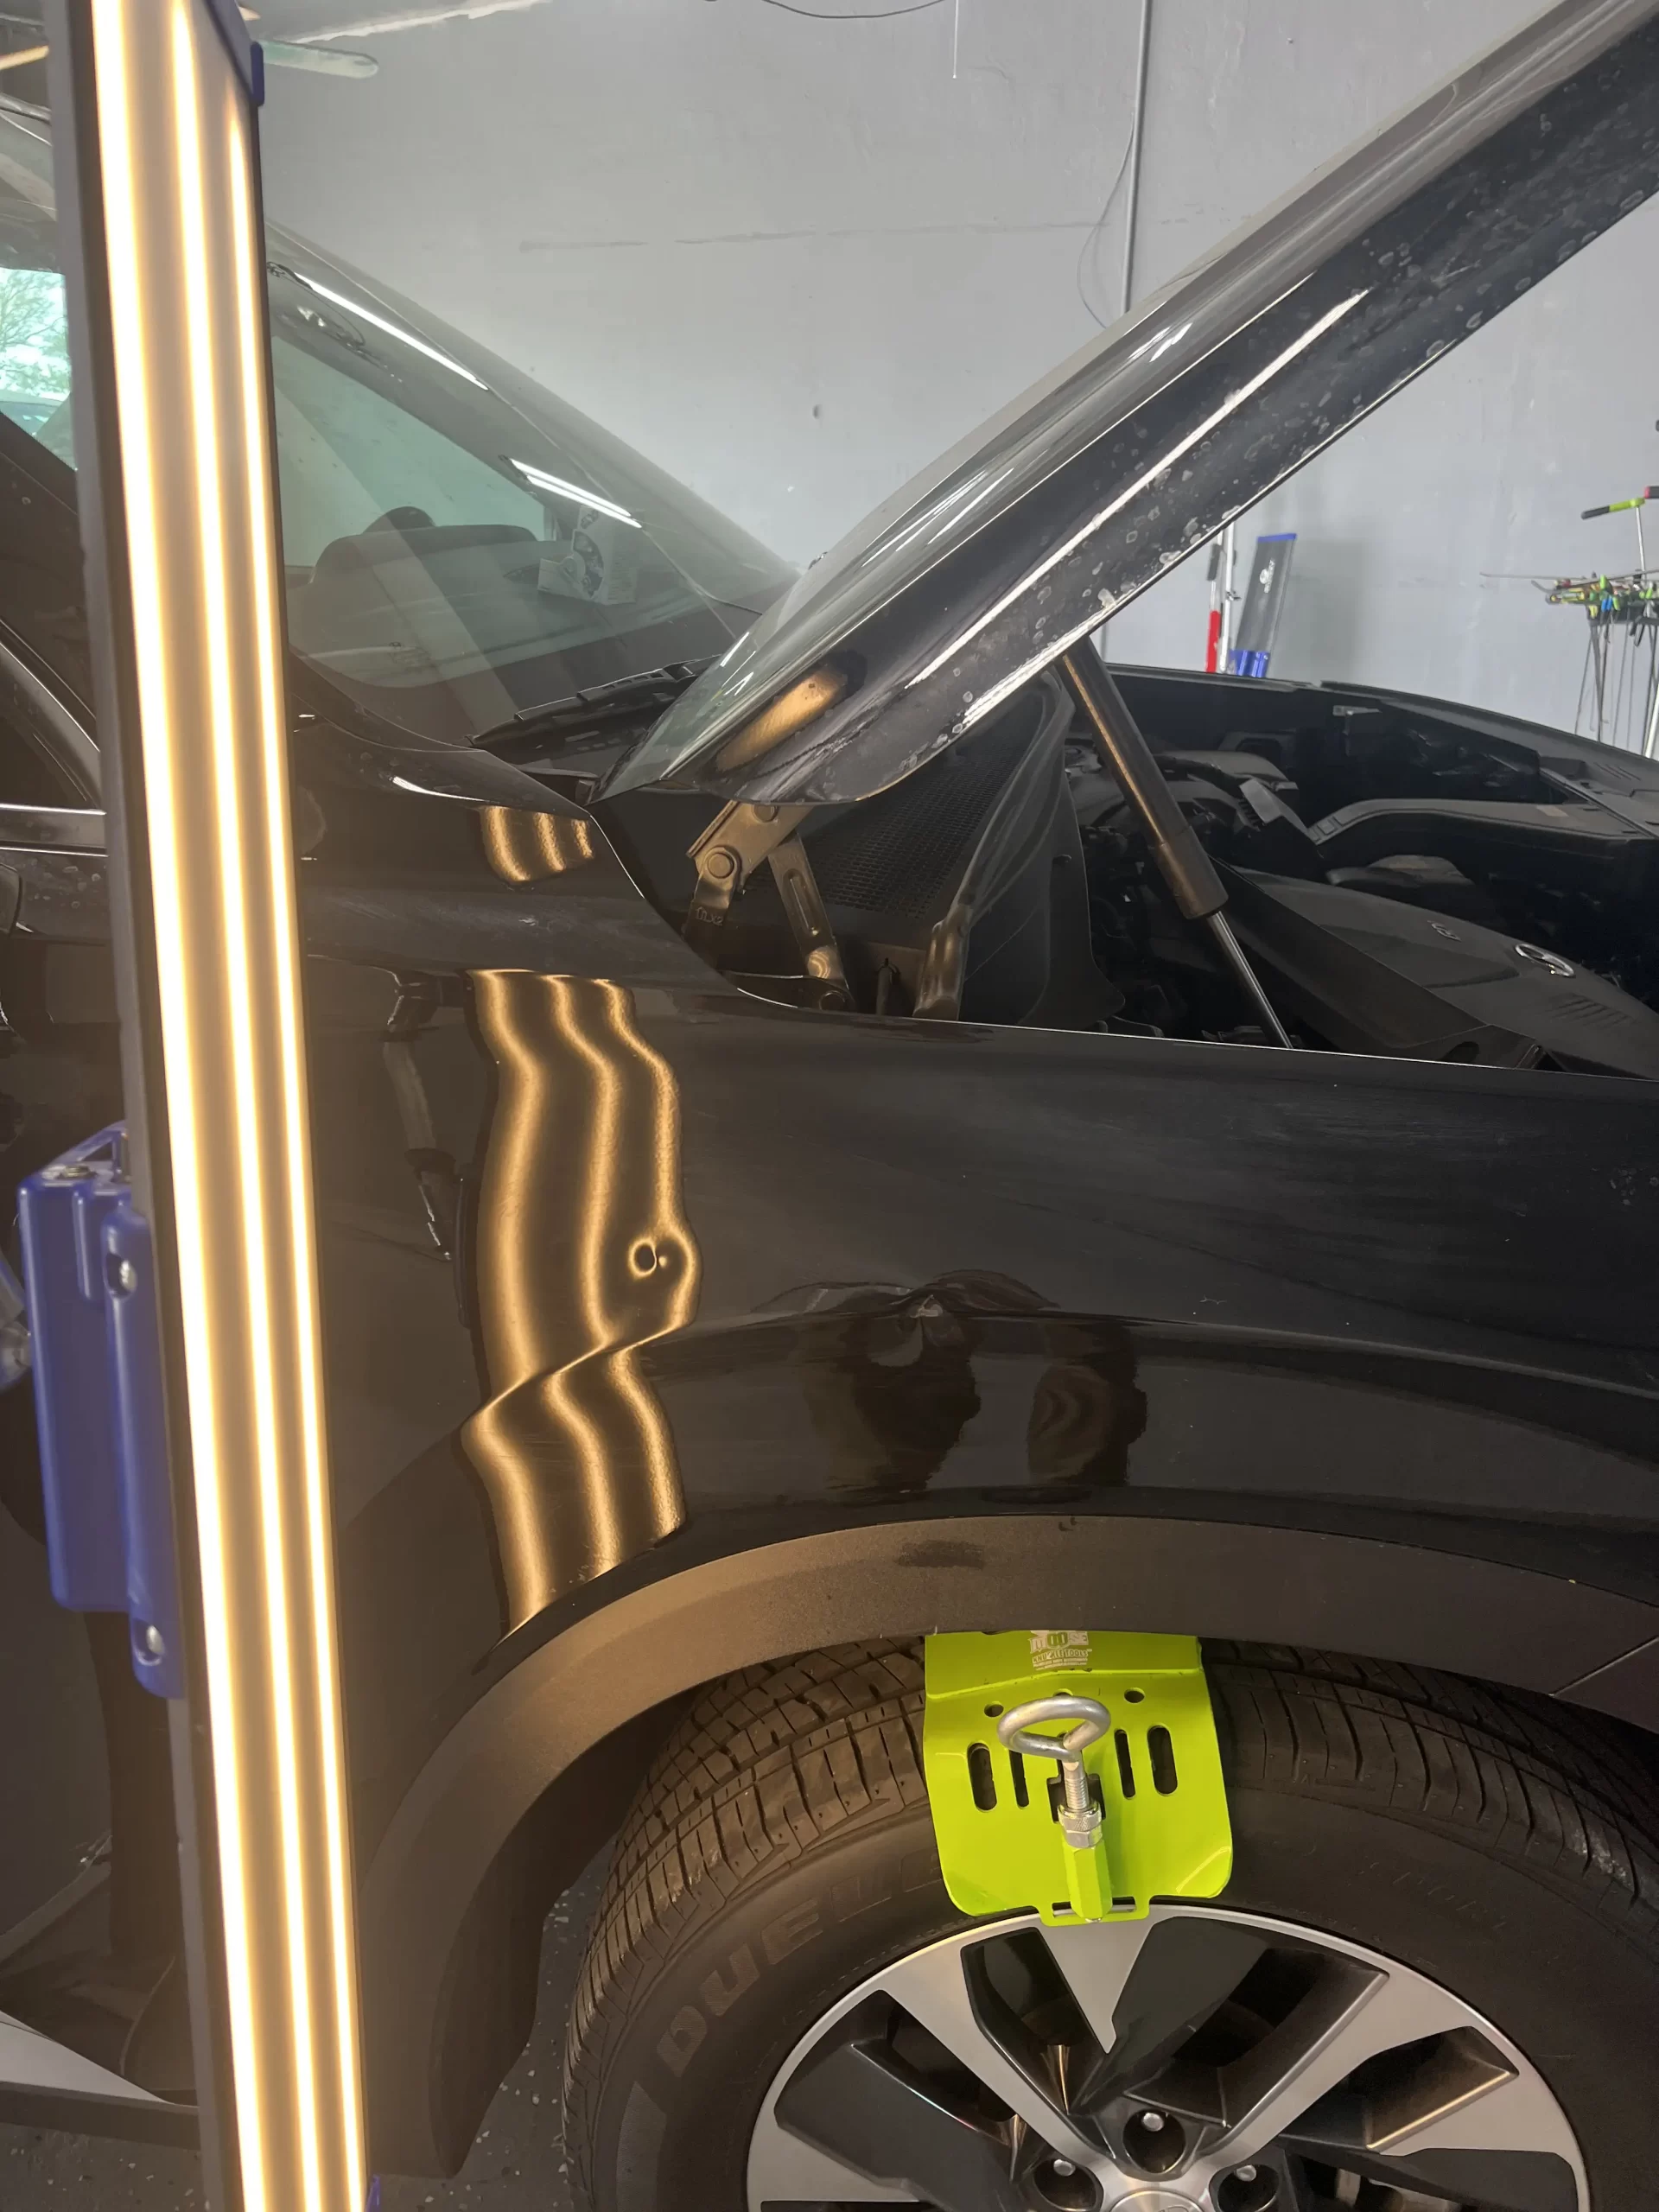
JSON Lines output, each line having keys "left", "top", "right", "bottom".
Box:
{"left": 4, "top": 6, "right": 1659, "bottom": 2209}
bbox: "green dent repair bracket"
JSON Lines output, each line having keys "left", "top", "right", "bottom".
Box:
{"left": 923, "top": 1630, "right": 1232, "bottom": 1926}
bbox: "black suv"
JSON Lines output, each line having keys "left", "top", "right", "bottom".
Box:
{"left": 4, "top": 9, "right": 1659, "bottom": 2210}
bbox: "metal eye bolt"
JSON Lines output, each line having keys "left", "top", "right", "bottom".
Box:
{"left": 996, "top": 1694, "right": 1111, "bottom": 1851}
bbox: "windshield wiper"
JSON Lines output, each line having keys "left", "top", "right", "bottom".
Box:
{"left": 471, "top": 659, "right": 715, "bottom": 753}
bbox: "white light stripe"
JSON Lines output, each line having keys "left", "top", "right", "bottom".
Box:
{"left": 91, "top": 0, "right": 270, "bottom": 2200}
{"left": 172, "top": 15, "right": 325, "bottom": 2207}
{"left": 510, "top": 457, "right": 639, "bottom": 527}
{"left": 905, "top": 289, "right": 1368, "bottom": 691}
{"left": 290, "top": 269, "right": 487, "bottom": 388}
{"left": 91, "top": 3, "right": 367, "bottom": 2206}
{"left": 230, "top": 122, "right": 367, "bottom": 2212}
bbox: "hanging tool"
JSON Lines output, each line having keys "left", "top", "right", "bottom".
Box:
{"left": 1581, "top": 486, "right": 1659, "bottom": 576}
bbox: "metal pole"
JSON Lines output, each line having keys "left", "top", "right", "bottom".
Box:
{"left": 46, "top": 4, "right": 367, "bottom": 2208}
{"left": 1120, "top": 0, "right": 1154, "bottom": 318}
{"left": 1217, "top": 518, "right": 1239, "bottom": 668}
{"left": 1096, "top": 0, "right": 1153, "bottom": 671}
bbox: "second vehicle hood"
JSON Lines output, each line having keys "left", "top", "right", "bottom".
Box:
{"left": 605, "top": 0, "right": 1659, "bottom": 809}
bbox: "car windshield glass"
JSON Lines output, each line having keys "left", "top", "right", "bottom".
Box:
{"left": 0, "top": 109, "right": 793, "bottom": 747}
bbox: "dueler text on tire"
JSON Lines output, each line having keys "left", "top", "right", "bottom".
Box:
{"left": 563, "top": 1640, "right": 1659, "bottom": 2212}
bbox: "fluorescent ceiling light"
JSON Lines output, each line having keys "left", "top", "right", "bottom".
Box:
{"left": 297, "top": 0, "right": 550, "bottom": 41}
{"left": 290, "top": 270, "right": 486, "bottom": 390}
{"left": 261, "top": 41, "right": 378, "bottom": 76}
{"left": 511, "top": 457, "right": 639, "bottom": 528}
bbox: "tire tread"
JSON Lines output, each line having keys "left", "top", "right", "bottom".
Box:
{"left": 563, "top": 1637, "right": 1659, "bottom": 2206}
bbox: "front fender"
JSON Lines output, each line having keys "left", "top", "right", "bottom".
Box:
{"left": 358, "top": 1502, "right": 1659, "bottom": 2172}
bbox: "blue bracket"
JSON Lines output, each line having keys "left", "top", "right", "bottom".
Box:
{"left": 16, "top": 1125, "right": 183, "bottom": 1698}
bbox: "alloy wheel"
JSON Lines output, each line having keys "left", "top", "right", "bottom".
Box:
{"left": 746, "top": 1904, "right": 1586, "bottom": 2212}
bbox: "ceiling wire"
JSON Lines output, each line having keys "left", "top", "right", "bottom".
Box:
{"left": 1118, "top": 0, "right": 1154, "bottom": 315}
{"left": 760, "top": 0, "right": 944, "bottom": 17}
{"left": 1075, "top": 128, "right": 1136, "bottom": 331}
{"left": 1077, "top": 0, "right": 1154, "bottom": 330}
{"left": 753, "top": 0, "right": 1144, "bottom": 322}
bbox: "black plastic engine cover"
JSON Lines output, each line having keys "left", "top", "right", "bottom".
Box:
{"left": 1225, "top": 869, "right": 1659, "bottom": 1077}
{"left": 1309, "top": 795, "right": 1659, "bottom": 903}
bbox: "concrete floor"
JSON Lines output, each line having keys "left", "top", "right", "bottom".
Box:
{"left": 0, "top": 1866, "right": 601, "bottom": 2212}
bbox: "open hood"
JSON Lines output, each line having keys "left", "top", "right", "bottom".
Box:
{"left": 604, "top": 0, "right": 1659, "bottom": 808}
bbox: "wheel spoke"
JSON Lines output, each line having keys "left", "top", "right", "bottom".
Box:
{"left": 877, "top": 1942, "right": 1102, "bottom": 2171}
{"left": 748, "top": 2102, "right": 924, "bottom": 2208}
{"left": 1034, "top": 1916, "right": 1155, "bottom": 2060}
{"left": 1041, "top": 1910, "right": 1268, "bottom": 2088}
{"left": 1379, "top": 2062, "right": 1582, "bottom": 2164}
{"left": 765, "top": 2018, "right": 1020, "bottom": 2212}
{"left": 1206, "top": 1957, "right": 1468, "bottom": 2164}
{"left": 1285, "top": 2138, "right": 1580, "bottom": 2212}
{"left": 1271, "top": 2006, "right": 1586, "bottom": 2209}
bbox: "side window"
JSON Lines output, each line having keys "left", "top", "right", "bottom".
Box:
{"left": 0, "top": 660, "right": 84, "bottom": 811}
{"left": 0, "top": 264, "right": 73, "bottom": 467}
{"left": 0, "top": 196, "right": 97, "bottom": 805}
{"left": 0, "top": 717, "right": 71, "bottom": 808}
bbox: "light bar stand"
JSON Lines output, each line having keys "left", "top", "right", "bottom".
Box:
{"left": 47, "top": 3, "right": 367, "bottom": 2206}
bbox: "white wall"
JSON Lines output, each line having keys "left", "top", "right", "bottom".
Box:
{"left": 257, "top": 0, "right": 1659, "bottom": 739}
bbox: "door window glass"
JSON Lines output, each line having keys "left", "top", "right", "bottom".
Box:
{"left": 0, "top": 670, "right": 75, "bottom": 810}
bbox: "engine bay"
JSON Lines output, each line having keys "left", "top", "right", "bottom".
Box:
{"left": 1074, "top": 696, "right": 1659, "bottom": 1076}
{"left": 600, "top": 664, "right": 1659, "bottom": 1077}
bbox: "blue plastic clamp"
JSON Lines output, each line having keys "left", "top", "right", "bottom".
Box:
{"left": 16, "top": 1125, "right": 183, "bottom": 1698}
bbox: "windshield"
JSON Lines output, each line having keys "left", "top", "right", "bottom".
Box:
{"left": 0, "top": 105, "right": 792, "bottom": 747}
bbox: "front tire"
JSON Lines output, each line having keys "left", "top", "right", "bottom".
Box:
{"left": 563, "top": 1640, "right": 1659, "bottom": 2210}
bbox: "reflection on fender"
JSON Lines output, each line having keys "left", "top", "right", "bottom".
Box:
{"left": 462, "top": 972, "right": 700, "bottom": 1626}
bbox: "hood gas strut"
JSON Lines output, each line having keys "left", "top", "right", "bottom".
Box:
{"left": 1060, "top": 648, "right": 1294, "bottom": 1048}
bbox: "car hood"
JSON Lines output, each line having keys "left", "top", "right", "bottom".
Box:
{"left": 604, "top": 0, "right": 1659, "bottom": 808}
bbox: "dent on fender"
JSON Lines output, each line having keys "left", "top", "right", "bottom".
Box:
{"left": 463, "top": 967, "right": 699, "bottom": 1626}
